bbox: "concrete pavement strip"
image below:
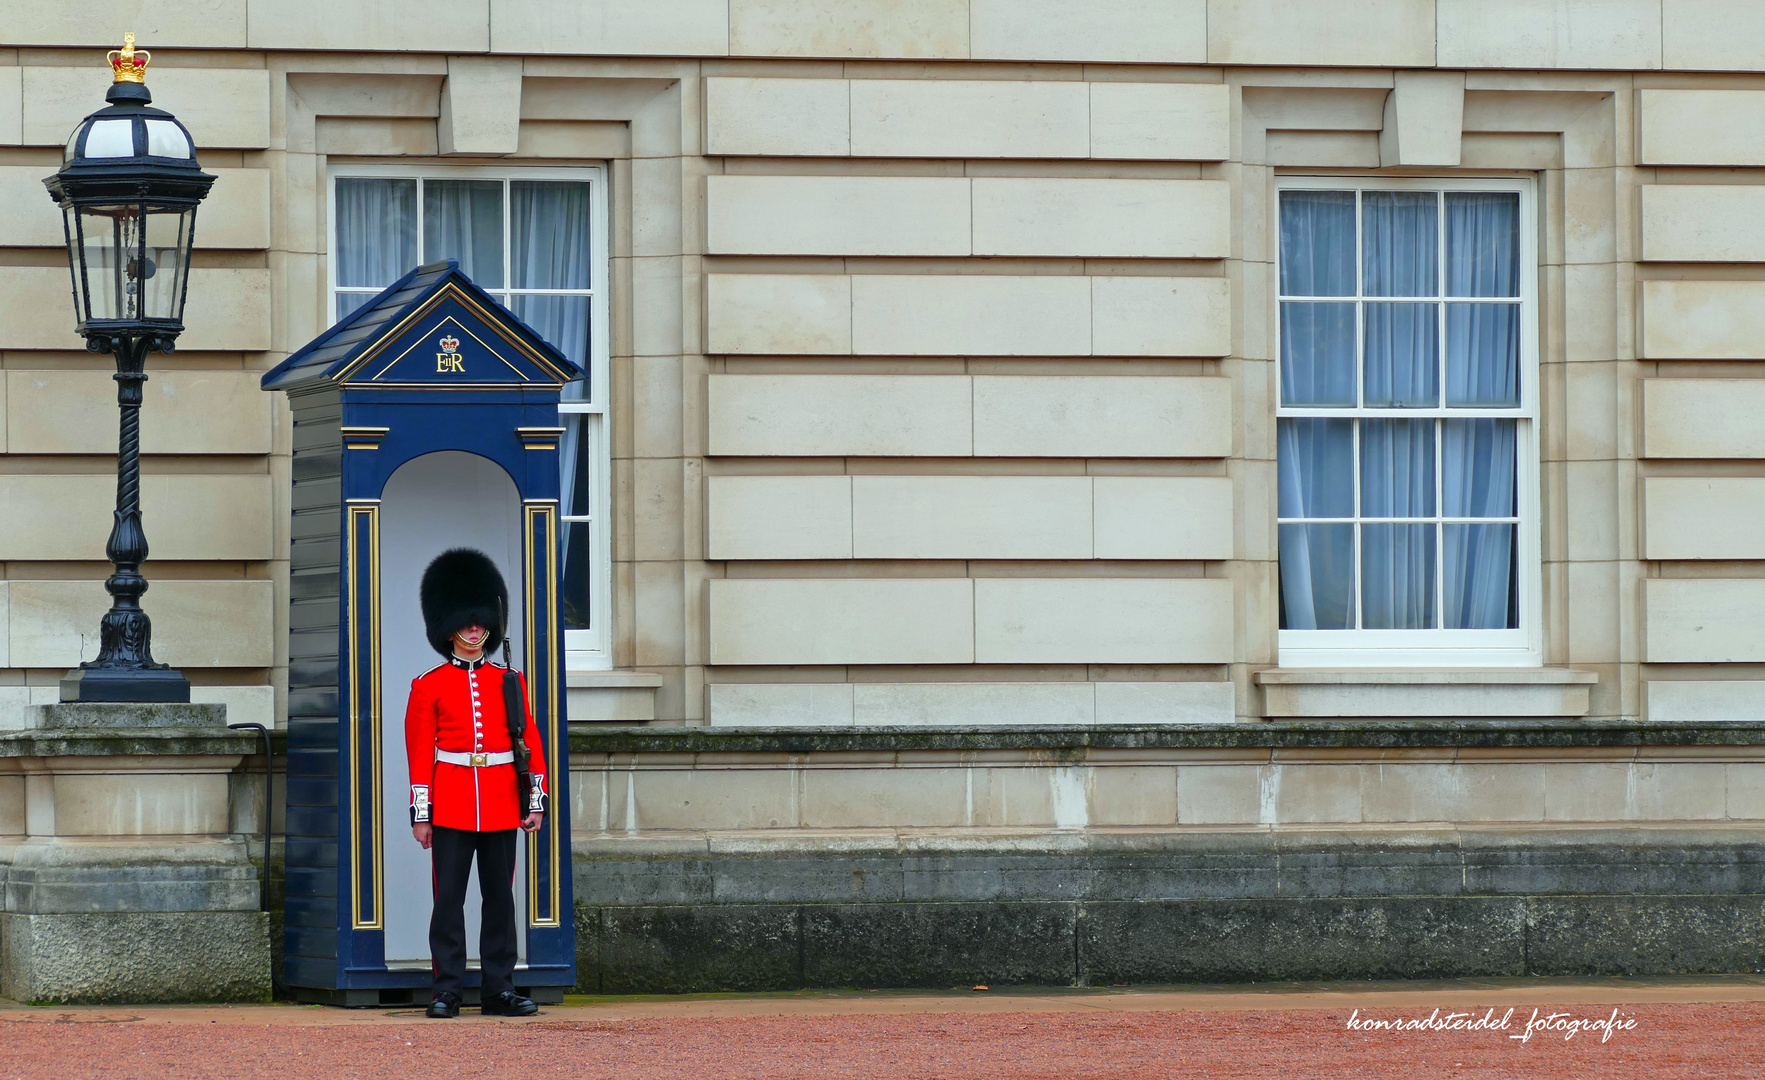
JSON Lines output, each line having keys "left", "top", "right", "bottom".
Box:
{"left": 5, "top": 975, "right": 1765, "bottom": 1025}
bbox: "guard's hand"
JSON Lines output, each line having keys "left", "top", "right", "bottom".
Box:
{"left": 413, "top": 822, "right": 433, "bottom": 849}
{"left": 521, "top": 812, "right": 543, "bottom": 833}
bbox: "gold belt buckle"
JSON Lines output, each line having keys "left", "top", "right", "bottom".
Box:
{"left": 469, "top": 753, "right": 487, "bottom": 767}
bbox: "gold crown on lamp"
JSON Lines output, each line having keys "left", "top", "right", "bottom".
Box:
{"left": 107, "top": 33, "right": 150, "bottom": 84}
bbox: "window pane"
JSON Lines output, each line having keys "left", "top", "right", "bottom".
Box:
{"left": 1279, "top": 191, "right": 1356, "bottom": 297}
{"left": 337, "top": 293, "right": 376, "bottom": 320}
{"left": 511, "top": 295, "right": 591, "bottom": 400}
{"left": 1442, "top": 419, "right": 1517, "bottom": 518}
{"left": 1360, "top": 419, "right": 1435, "bottom": 518}
{"left": 1362, "top": 523, "right": 1436, "bottom": 629}
{"left": 1444, "top": 524, "right": 1517, "bottom": 629}
{"left": 1363, "top": 303, "right": 1439, "bottom": 407}
{"left": 424, "top": 180, "right": 504, "bottom": 288}
{"left": 335, "top": 178, "right": 415, "bottom": 288}
{"left": 1280, "top": 523, "right": 1356, "bottom": 630}
{"left": 512, "top": 181, "right": 594, "bottom": 290}
{"left": 1362, "top": 191, "right": 1438, "bottom": 297}
{"left": 1278, "top": 418, "right": 1355, "bottom": 519}
{"left": 560, "top": 519, "right": 593, "bottom": 630}
{"left": 560, "top": 414, "right": 595, "bottom": 630}
{"left": 1444, "top": 303, "right": 1520, "bottom": 407}
{"left": 1280, "top": 302, "right": 1355, "bottom": 406}
{"left": 1446, "top": 192, "right": 1520, "bottom": 297}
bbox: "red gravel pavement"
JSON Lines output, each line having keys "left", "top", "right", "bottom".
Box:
{"left": 5, "top": 982, "right": 1765, "bottom": 1079}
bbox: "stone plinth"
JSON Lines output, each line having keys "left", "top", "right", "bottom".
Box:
{"left": 0, "top": 702, "right": 270, "bottom": 1004}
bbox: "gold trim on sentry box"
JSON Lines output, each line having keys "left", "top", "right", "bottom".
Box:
{"left": 517, "top": 426, "right": 566, "bottom": 451}
{"left": 346, "top": 502, "right": 384, "bottom": 930}
{"left": 341, "top": 426, "right": 389, "bottom": 450}
{"left": 522, "top": 501, "right": 562, "bottom": 928}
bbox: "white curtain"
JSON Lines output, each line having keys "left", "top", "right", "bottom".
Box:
{"left": 1360, "top": 419, "right": 1435, "bottom": 629}
{"left": 511, "top": 181, "right": 594, "bottom": 394}
{"left": 1447, "top": 193, "right": 1519, "bottom": 298}
{"left": 1441, "top": 192, "right": 1523, "bottom": 629}
{"left": 1362, "top": 192, "right": 1436, "bottom": 297}
{"left": 1277, "top": 418, "right": 1355, "bottom": 629}
{"left": 1277, "top": 192, "right": 1359, "bottom": 629}
{"left": 1281, "top": 303, "right": 1356, "bottom": 406}
{"left": 334, "top": 178, "right": 416, "bottom": 317}
{"left": 510, "top": 181, "right": 596, "bottom": 630}
{"left": 1279, "top": 191, "right": 1355, "bottom": 297}
{"left": 1277, "top": 187, "right": 1521, "bottom": 634}
{"left": 1443, "top": 419, "right": 1518, "bottom": 628}
{"left": 1363, "top": 302, "right": 1438, "bottom": 407}
{"left": 424, "top": 179, "right": 504, "bottom": 287}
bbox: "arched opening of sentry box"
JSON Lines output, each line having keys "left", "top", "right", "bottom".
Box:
{"left": 377, "top": 450, "right": 528, "bottom": 971}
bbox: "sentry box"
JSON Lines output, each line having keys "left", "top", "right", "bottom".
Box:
{"left": 262, "top": 260, "right": 581, "bottom": 1005}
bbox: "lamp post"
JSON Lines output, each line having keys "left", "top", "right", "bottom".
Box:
{"left": 43, "top": 34, "right": 215, "bottom": 703}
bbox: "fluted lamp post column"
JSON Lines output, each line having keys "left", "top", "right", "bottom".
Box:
{"left": 44, "top": 35, "right": 215, "bottom": 702}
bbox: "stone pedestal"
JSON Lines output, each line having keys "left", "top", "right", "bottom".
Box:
{"left": 0, "top": 703, "right": 270, "bottom": 1004}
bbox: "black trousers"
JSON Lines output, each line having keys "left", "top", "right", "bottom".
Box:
{"left": 430, "top": 825, "right": 519, "bottom": 998}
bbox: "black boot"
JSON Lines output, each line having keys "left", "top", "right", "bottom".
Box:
{"left": 426, "top": 991, "right": 461, "bottom": 1018}
{"left": 481, "top": 990, "right": 538, "bottom": 1017}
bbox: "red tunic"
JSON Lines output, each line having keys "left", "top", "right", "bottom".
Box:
{"left": 404, "top": 656, "right": 548, "bottom": 833}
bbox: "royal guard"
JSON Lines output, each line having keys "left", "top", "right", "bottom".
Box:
{"left": 406, "top": 548, "right": 548, "bottom": 1018}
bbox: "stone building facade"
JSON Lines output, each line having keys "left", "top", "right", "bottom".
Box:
{"left": 6, "top": 1, "right": 1765, "bottom": 991}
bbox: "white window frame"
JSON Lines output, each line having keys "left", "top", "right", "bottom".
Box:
{"left": 326, "top": 163, "right": 613, "bottom": 670}
{"left": 1274, "top": 174, "right": 1541, "bottom": 669}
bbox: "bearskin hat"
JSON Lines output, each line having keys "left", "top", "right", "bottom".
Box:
{"left": 419, "top": 548, "right": 508, "bottom": 658}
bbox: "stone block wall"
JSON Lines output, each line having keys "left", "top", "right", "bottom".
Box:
{"left": 0, "top": 2, "right": 1759, "bottom": 732}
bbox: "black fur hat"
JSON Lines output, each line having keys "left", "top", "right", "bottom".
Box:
{"left": 419, "top": 548, "right": 508, "bottom": 658}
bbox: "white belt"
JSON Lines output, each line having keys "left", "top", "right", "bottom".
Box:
{"left": 436, "top": 749, "right": 514, "bottom": 768}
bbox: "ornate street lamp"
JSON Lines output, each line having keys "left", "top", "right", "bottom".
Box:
{"left": 44, "top": 35, "right": 215, "bottom": 702}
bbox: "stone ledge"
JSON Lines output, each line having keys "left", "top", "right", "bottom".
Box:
{"left": 0, "top": 839, "right": 260, "bottom": 914}
{"left": 0, "top": 731, "right": 260, "bottom": 758}
{"left": 21, "top": 703, "right": 227, "bottom": 730}
{"left": 568, "top": 671, "right": 664, "bottom": 724}
{"left": 567, "top": 671, "right": 666, "bottom": 689}
{"left": 568, "top": 719, "right": 1765, "bottom": 755}
{"left": 1255, "top": 669, "right": 1599, "bottom": 719}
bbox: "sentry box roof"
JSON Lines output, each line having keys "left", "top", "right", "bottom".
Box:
{"left": 262, "top": 259, "right": 585, "bottom": 392}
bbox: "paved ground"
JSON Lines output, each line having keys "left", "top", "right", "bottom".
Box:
{"left": 5, "top": 977, "right": 1765, "bottom": 1078}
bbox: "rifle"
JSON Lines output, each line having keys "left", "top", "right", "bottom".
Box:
{"left": 500, "top": 602, "right": 543, "bottom": 819}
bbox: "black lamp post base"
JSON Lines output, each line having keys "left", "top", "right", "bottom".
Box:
{"left": 61, "top": 667, "right": 191, "bottom": 704}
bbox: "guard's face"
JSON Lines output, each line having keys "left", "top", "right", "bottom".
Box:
{"left": 453, "top": 624, "right": 489, "bottom": 649}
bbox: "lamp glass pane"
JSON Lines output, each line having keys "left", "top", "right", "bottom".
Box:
{"left": 141, "top": 206, "right": 194, "bottom": 321}
{"left": 144, "top": 120, "right": 192, "bottom": 159}
{"left": 62, "top": 206, "right": 87, "bottom": 325}
{"left": 82, "top": 119, "right": 135, "bottom": 159}
{"left": 76, "top": 204, "right": 134, "bottom": 321}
